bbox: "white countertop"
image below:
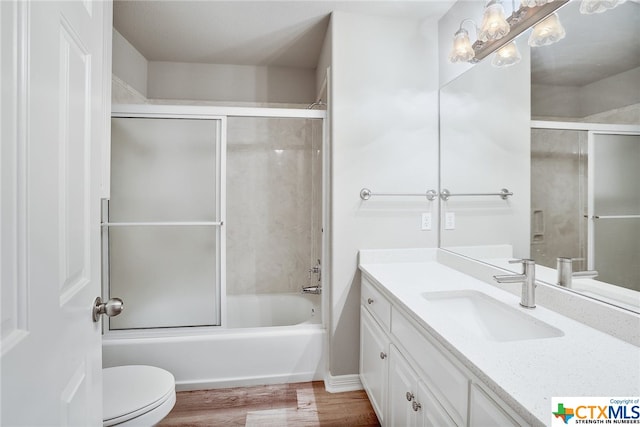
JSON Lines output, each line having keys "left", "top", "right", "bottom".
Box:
{"left": 359, "top": 255, "right": 640, "bottom": 426}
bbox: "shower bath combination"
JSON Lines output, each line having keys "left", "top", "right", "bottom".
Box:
{"left": 102, "top": 104, "right": 326, "bottom": 389}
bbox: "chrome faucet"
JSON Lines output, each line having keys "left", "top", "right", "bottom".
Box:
{"left": 493, "top": 259, "right": 536, "bottom": 309}
{"left": 302, "top": 259, "right": 322, "bottom": 295}
{"left": 556, "top": 257, "right": 598, "bottom": 288}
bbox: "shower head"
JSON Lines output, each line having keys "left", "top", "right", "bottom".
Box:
{"left": 307, "top": 100, "right": 326, "bottom": 109}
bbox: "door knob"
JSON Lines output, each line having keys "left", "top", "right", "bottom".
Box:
{"left": 93, "top": 297, "right": 124, "bottom": 322}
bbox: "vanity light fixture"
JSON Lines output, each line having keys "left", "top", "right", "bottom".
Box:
{"left": 449, "top": 0, "right": 569, "bottom": 64}
{"left": 449, "top": 19, "right": 477, "bottom": 63}
{"left": 491, "top": 41, "right": 522, "bottom": 67}
{"left": 579, "top": 0, "right": 627, "bottom": 14}
{"left": 528, "top": 13, "right": 566, "bottom": 47}
{"left": 478, "top": 0, "right": 511, "bottom": 42}
{"left": 520, "top": 0, "right": 555, "bottom": 6}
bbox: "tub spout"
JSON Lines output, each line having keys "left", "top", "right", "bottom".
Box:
{"left": 302, "top": 286, "right": 321, "bottom": 295}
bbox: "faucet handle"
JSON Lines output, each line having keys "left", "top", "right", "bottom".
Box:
{"left": 573, "top": 270, "right": 598, "bottom": 279}
{"left": 508, "top": 259, "right": 535, "bottom": 277}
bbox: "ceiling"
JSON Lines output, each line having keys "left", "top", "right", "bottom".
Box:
{"left": 531, "top": 0, "right": 640, "bottom": 86}
{"left": 113, "top": 0, "right": 640, "bottom": 86}
{"left": 113, "top": 0, "right": 456, "bottom": 69}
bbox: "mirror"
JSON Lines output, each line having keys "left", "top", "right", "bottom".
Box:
{"left": 440, "top": 1, "right": 640, "bottom": 313}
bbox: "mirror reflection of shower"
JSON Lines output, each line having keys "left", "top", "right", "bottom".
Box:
{"left": 531, "top": 129, "right": 640, "bottom": 294}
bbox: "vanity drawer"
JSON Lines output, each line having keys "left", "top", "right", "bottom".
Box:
{"left": 391, "top": 307, "right": 468, "bottom": 427}
{"left": 361, "top": 277, "right": 391, "bottom": 331}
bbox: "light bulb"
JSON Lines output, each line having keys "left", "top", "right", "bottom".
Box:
{"left": 478, "top": 0, "right": 510, "bottom": 42}
{"left": 449, "top": 28, "right": 475, "bottom": 63}
{"left": 579, "top": 0, "right": 627, "bottom": 14}
{"left": 520, "top": 0, "right": 554, "bottom": 7}
{"left": 492, "top": 41, "right": 521, "bottom": 67}
{"left": 528, "top": 13, "right": 566, "bottom": 47}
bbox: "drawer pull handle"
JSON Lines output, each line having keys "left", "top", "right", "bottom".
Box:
{"left": 406, "top": 392, "right": 414, "bottom": 401}
{"left": 412, "top": 401, "right": 422, "bottom": 412}
{"left": 367, "top": 298, "right": 374, "bottom": 304}
{"left": 379, "top": 352, "right": 387, "bottom": 360}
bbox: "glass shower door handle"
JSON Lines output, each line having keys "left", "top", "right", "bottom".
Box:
{"left": 93, "top": 297, "right": 124, "bottom": 322}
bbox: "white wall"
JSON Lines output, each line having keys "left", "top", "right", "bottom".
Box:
{"left": 579, "top": 66, "right": 640, "bottom": 117}
{"left": 439, "top": 36, "right": 531, "bottom": 258}
{"left": 438, "top": 0, "right": 531, "bottom": 261}
{"left": 533, "top": 66, "right": 640, "bottom": 119}
{"left": 329, "top": 11, "right": 440, "bottom": 376}
{"left": 147, "top": 61, "right": 316, "bottom": 104}
{"left": 315, "top": 17, "right": 332, "bottom": 99}
{"left": 112, "top": 29, "right": 148, "bottom": 97}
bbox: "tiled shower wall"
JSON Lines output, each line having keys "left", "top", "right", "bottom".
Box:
{"left": 226, "top": 117, "right": 323, "bottom": 295}
{"left": 530, "top": 128, "right": 588, "bottom": 271}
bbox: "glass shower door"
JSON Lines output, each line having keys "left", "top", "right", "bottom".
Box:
{"left": 107, "top": 117, "right": 223, "bottom": 329}
{"left": 590, "top": 132, "right": 640, "bottom": 292}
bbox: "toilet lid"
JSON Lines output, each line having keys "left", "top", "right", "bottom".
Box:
{"left": 103, "top": 365, "right": 175, "bottom": 424}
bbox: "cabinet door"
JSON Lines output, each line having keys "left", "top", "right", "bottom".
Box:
{"left": 360, "top": 307, "right": 389, "bottom": 424}
{"left": 417, "top": 381, "right": 458, "bottom": 427}
{"left": 388, "top": 345, "right": 418, "bottom": 427}
{"left": 392, "top": 308, "right": 469, "bottom": 426}
{"left": 470, "top": 384, "right": 524, "bottom": 427}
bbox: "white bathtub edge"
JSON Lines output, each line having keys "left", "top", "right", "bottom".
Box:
{"left": 176, "top": 371, "right": 324, "bottom": 391}
{"left": 103, "top": 325, "right": 326, "bottom": 391}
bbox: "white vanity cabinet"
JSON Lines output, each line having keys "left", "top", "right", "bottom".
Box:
{"left": 360, "top": 278, "right": 393, "bottom": 423}
{"left": 360, "top": 307, "right": 389, "bottom": 423}
{"left": 388, "top": 344, "right": 416, "bottom": 426}
{"left": 360, "top": 275, "right": 529, "bottom": 427}
{"left": 388, "top": 344, "right": 457, "bottom": 427}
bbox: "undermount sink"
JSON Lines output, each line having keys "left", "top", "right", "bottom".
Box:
{"left": 421, "top": 290, "right": 564, "bottom": 342}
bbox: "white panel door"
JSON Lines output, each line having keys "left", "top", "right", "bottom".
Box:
{"left": 1, "top": 0, "right": 109, "bottom": 425}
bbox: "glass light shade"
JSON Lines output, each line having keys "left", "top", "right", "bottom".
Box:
{"left": 579, "top": 0, "right": 626, "bottom": 14}
{"left": 520, "top": 0, "right": 554, "bottom": 7}
{"left": 528, "top": 13, "right": 566, "bottom": 47}
{"left": 491, "top": 41, "right": 521, "bottom": 67}
{"left": 478, "top": 1, "right": 511, "bottom": 42}
{"left": 449, "top": 28, "right": 475, "bottom": 63}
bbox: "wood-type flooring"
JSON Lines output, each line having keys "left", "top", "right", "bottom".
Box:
{"left": 158, "top": 381, "right": 380, "bottom": 426}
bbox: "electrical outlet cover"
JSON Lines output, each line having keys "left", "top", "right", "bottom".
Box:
{"left": 445, "top": 212, "right": 455, "bottom": 230}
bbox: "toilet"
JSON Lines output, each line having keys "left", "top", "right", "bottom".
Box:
{"left": 103, "top": 365, "right": 176, "bottom": 426}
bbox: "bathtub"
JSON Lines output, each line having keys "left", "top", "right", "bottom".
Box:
{"left": 102, "top": 293, "right": 324, "bottom": 390}
{"left": 226, "top": 292, "right": 321, "bottom": 328}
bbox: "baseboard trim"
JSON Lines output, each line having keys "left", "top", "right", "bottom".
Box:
{"left": 323, "top": 373, "right": 363, "bottom": 393}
